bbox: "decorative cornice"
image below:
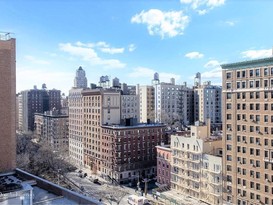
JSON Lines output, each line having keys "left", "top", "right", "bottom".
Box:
{"left": 221, "top": 57, "right": 273, "bottom": 70}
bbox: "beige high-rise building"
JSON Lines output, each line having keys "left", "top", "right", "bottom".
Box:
{"left": 137, "top": 85, "right": 155, "bottom": 123}
{"left": 68, "top": 88, "right": 85, "bottom": 167}
{"left": 170, "top": 122, "right": 223, "bottom": 205}
{"left": 0, "top": 35, "right": 16, "bottom": 172}
{"left": 81, "top": 89, "right": 121, "bottom": 173}
{"left": 222, "top": 57, "right": 273, "bottom": 205}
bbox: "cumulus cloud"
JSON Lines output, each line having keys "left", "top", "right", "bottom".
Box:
{"left": 75, "top": 41, "right": 124, "bottom": 54}
{"left": 204, "top": 60, "right": 221, "bottom": 68}
{"left": 128, "top": 44, "right": 136, "bottom": 52}
{"left": 59, "top": 42, "right": 126, "bottom": 69}
{"left": 180, "top": 0, "right": 225, "bottom": 14}
{"left": 202, "top": 60, "right": 223, "bottom": 79}
{"left": 131, "top": 9, "right": 190, "bottom": 38}
{"left": 129, "top": 67, "right": 180, "bottom": 83}
{"left": 17, "top": 65, "right": 74, "bottom": 93}
{"left": 24, "top": 55, "right": 51, "bottom": 65}
{"left": 185, "top": 51, "right": 204, "bottom": 59}
{"left": 241, "top": 49, "right": 272, "bottom": 59}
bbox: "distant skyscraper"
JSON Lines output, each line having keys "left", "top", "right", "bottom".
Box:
{"left": 74, "top": 66, "right": 87, "bottom": 88}
{"left": 194, "top": 72, "right": 201, "bottom": 87}
{"left": 0, "top": 34, "right": 16, "bottom": 172}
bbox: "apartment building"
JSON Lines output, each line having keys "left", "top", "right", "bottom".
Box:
{"left": 154, "top": 81, "right": 194, "bottom": 126}
{"left": 222, "top": 57, "right": 273, "bottom": 205}
{"left": 137, "top": 85, "right": 155, "bottom": 123}
{"left": 194, "top": 81, "right": 222, "bottom": 130}
{"left": 18, "top": 86, "right": 61, "bottom": 133}
{"left": 121, "top": 94, "right": 139, "bottom": 123}
{"left": 100, "top": 124, "right": 165, "bottom": 183}
{"left": 81, "top": 89, "right": 121, "bottom": 174}
{"left": 68, "top": 88, "right": 85, "bottom": 167}
{"left": 0, "top": 34, "right": 16, "bottom": 172}
{"left": 170, "top": 122, "right": 223, "bottom": 205}
{"left": 156, "top": 144, "right": 171, "bottom": 188}
{"left": 34, "top": 110, "right": 69, "bottom": 150}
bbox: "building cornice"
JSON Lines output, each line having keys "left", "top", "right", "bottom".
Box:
{"left": 221, "top": 57, "right": 273, "bottom": 70}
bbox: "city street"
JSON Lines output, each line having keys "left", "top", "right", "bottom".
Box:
{"left": 65, "top": 171, "right": 155, "bottom": 205}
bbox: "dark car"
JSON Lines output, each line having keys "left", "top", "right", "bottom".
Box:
{"left": 93, "top": 179, "right": 101, "bottom": 185}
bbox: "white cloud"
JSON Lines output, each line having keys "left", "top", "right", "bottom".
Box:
{"left": 225, "top": 20, "right": 236, "bottom": 26}
{"left": 204, "top": 60, "right": 220, "bottom": 68}
{"left": 75, "top": 41, "right": 124, "bottom": 54}
{"left": 17, "top": 66, "right": 74, "bottom": 94}
{"left": 128, "top": 67, "right": 180, "bottom": 83}
{"left": 100, "top": 47, "right": 124, "bottom": 54}
{"left": 131, "top": 9, "right": 190, "bottom": 38}
{"left": 59, "top": 42, "right": 126, "bottom": 69}
{"left": 24, "top": 55, "right": 51, "bottom": 65}
{"left": 128, "top": 44, "right": 136, "bottom": 52}
{"left": 180, "top": 0, "right": 225, "bottom": 14}
{"left": 202, "top": 59, "right": 223, "bottom": 79}
{"left": 241, "top": 49, "right": 272, "bottom": 59}
{"left": 185, "top": 51, "right": 204, "bottom": 59}
{"left": 201, "top": 67, "right": 222, "bottom": 79}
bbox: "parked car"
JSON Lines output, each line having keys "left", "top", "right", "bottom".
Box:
{"left": 93, "top": 178, "right": 101, "bottom": 185}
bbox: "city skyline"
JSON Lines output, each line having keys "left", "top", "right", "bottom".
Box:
{"left": 1, "top": 0, "right": 273, "bottom": 94}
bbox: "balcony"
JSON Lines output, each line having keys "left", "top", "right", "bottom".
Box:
{"left": 210, "top": 191, "right": 221, "bottom": 197}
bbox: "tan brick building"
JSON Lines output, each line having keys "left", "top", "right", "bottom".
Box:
{"left": 0, "top": 35, "right": 16, "bottom": 172}
{"left": 222, "top": 57, "right": 273, "bottom": 205}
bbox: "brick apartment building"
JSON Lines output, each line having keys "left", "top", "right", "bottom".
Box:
{"left": 222, "top": 57, "right": 273, "bottom": 205}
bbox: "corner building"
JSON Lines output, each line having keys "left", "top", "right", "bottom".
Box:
{"left": 222, "top": 57, "right": 273, "bottom": 205}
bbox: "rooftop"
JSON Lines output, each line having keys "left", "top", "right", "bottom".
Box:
{"left": 221, "top": 56, "right": 273, "bottom": 70}
{"left": 101, "top": 123, "right": 165, "bottom": 130}
{"left": 158, "top": 190, "right": 209, "bottom": 205}
{"left": 0, "top": 169, "right": 101, "bottom": 205}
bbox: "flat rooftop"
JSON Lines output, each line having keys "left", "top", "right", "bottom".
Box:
{"left": 159, "top": 190, "right": 209, "bottom": 205}
{"left": 0, "top": 169, "right": 101, "bottom": 205}
{"left": 101, "top": 123, "right": 165, "bottom": 129}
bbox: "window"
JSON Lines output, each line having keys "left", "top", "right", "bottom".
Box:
{"left": 264, "top": 79, "right": 269, "bottom": 87}
{"left": 264, "top": 68, "right": 269, "bottom": 76}
{"left": 227, "top": 93, "right": 232, "bottom": 99}
{"left": 227, "top": 114, "right": 232, "bottom": 120}
{"left": 242, "top": 81, "right": 246, "bottom": 88}
{"left": 242, "top": 70, "right": 246, "bottom": 77}
{"left": 250, "top": 92, "right": 254, "bottom": 99}
{"left": 242, "top": 92, "right": 246, "bottom": 99}
{"left": 226, "top": 72, "right": 232, "bottom": 79}
{"left": 226, "top": 83, "right": 232, "bottom": 89}
{"left": 237, "top": 82, "right": 240, "bottom": 89}
{"left": 237, "top": 71, "right": 240, "bottom": 78}
{"left": 249, "top": 81, "right": 254, "bottom": 88}
{"left": 265, "top": 91, "right": 269, "bottom": 99}
{"left": 237, "top": 93, "right": 240, "bottom": 99}
{"left": 265, "top": 103, "right": 268, "bottom": 110}
{"left": 250, "top": 70, "right": 253, "bottom": 77}
{"left": 255, "top": 69, "right": 260, "bottom": 76}
{"left": 256, "top": 80, "right": 260, "bottom": 88}
{"left": 256, "top": 92, "right": 260, "bottom": 99}
{"left": 227, "top": 103, "right": 232, "bottom": 109}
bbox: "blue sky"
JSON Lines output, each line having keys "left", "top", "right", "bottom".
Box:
{"left": 1, "top": 0, "right": 273, "bottom": 94}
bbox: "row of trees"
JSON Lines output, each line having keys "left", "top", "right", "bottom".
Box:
{"left": 16, "top": 133, "right": 76, "bottom": 185}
